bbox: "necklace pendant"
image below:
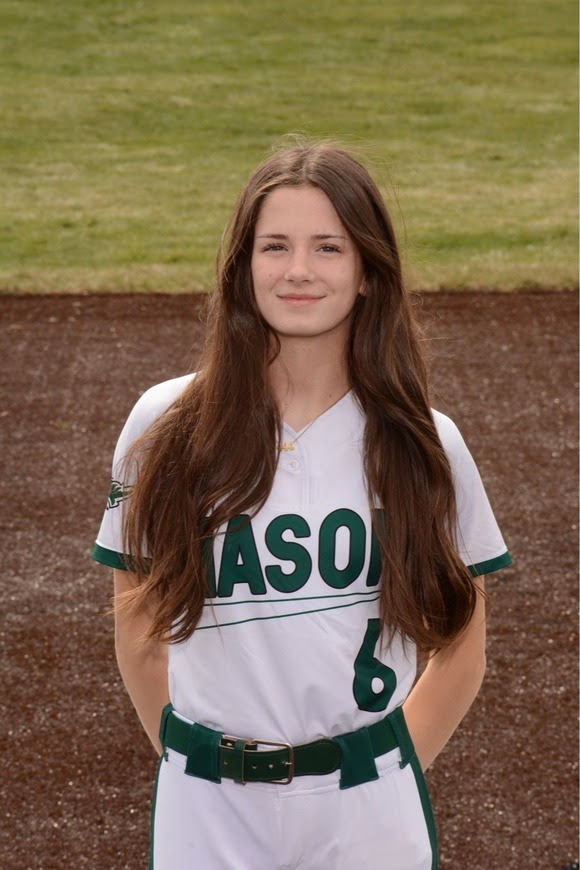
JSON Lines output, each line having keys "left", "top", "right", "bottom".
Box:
{"left": 278, "top": 441, "right": 295, "bottom": 452}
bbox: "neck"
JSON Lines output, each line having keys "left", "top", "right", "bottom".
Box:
{"left": 268, "top": 335, "right": 350, "bottom": 430}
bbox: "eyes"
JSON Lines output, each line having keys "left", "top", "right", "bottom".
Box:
{"left": 260, "top": 243, "right": 342, "bottom": 254}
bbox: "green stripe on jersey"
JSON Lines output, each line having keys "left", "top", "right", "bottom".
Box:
{"left": 195, "top": 594, "right": 381, "bottom": 631}
{"left": 211, "top": 589, "right": 381, "bottom": 607}
{"left": 92, "top": 543, "right": 134, "bottom": 571}
{"left": 467, "top": 550, "right": 512, "bottom": 577}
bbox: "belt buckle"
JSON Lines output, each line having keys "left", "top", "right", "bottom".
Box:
{"left": 247, "top": 738, "right": 295, "bottom": 785}
{"left": 221, "top": 735, "right": 295, "bottom": 784}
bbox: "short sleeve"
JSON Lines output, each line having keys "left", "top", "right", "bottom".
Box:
{"left": 92, "top": 373, "right": 195, "bottom": 571}
{"left": 433, "top": 410, "right": 512, "bottom": 577}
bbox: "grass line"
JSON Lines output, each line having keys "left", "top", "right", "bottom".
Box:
{"left": 1, "top": 0, "right": 577, "bottom": 292}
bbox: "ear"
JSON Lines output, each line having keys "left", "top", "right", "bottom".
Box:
{"left": 358, "top": 279, "right": 367, "bottom": 297}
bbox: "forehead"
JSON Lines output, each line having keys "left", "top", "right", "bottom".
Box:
{"left": 255, "top": 185, "right": 345, "bottom": 231}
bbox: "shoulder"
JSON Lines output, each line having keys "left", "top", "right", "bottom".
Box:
{"left": 131, "top": 373, "right": 196, "bottom": 420}
{"left": 431, "top": 409, "right": 461, "bottom": 442}
{"left": 431, "top": 409, "right": 469, "bottom": 462}
{"left": 117, "top": 373, "right": 196, "bottom": 450}
{"left": 431, "top": 409, "right": 485, "bottom": 488}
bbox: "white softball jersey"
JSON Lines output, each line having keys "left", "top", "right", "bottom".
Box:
{"left": 93, "top": 374, "right": 511, "bottom": 747}
{"left": 93, "top": 374, "right": 511, "bottom": 869}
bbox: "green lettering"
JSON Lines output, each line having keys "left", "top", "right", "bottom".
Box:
{"left": 217, "top": 515, "right": 266, "bottom": 598}
{"left": 265, "top": 515, "right": 312, "bottom": 593}
{"left": 319, "top": 508, "right": 366, "bottom": 589}
{"left": 366, "top": 530, "right": 381, "bottom": 587}
{"left": 203, "top": 536, "right": 216, "bottom": 597}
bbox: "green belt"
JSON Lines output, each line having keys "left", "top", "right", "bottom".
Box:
{"left": 159, "top": 703, "right": 413, "bottom": 790}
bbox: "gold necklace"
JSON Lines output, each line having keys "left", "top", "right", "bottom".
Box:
{"left": 277, "top": 391, "right": 349, "bottom": 452}
{"left": 278, "top": 417, "right": 318, "bottom": 452}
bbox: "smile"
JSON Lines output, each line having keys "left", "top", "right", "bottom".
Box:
{"left": 278, "top": 294, "right": 323, "bottom": 307}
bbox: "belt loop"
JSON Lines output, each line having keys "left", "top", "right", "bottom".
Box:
{"left": 388, "top": 706, "right": 415, "bottom": 768}
{"left": 334, "top": 726, "right": 379, "bottom": 790}
{"left": 228, "top": 738, "right": 249, "bottom": 784}
{"left": 158, "top": 703, "right": 173, "bottom": 760}
{"left": 184, "top": 722, "right": 222, "bottom": 783}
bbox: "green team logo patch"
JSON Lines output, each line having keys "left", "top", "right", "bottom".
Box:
{"left": 106, "top": 478, "right": 130, "bottom": 510}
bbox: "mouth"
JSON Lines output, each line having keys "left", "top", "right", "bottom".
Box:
{"left": 278, "top": 294, "right": 323, "bottom": 307}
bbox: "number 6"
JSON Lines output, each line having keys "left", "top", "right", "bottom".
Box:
{"left": 353, "top": 618, "right": 397, "bottom": 712}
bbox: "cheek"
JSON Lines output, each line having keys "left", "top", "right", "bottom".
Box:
{"left": 254, "top": 267, "right": 278, "bottom": 294}
{"left": 250, "top": 258, "right": 258, "bottom": 287}
{"left": 251, "top": 259, "right": 266, "bottom": 286}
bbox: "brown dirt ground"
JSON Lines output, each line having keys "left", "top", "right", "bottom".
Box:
{"left": 0, "top": 291, "right": 578, "bottom": 870}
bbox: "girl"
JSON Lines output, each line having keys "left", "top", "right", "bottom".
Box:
{"left": 93, "top": 142, "right": 511, "bottom": 869}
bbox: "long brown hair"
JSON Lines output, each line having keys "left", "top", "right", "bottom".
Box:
{"left": 123, "top": 141, "right": 476, "bottom": 652}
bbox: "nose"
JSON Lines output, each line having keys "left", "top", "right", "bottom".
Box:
{"left": 284, "top": 249, "right": 314, "bottom": 283}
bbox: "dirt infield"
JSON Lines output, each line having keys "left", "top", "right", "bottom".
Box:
{"left": 0, "top": 291, "right": 578, "bottom": 869}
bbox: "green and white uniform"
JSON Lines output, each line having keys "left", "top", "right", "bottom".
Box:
{"left": 93, "top": 374, "right": 511, "bottom": 870}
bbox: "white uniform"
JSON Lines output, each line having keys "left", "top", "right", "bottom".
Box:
{"left": 93, "top": 375, "right": 511, "bottom": 870}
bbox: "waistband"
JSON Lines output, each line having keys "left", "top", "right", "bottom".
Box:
{"left": 159, "top": 703, "right": 415, "bottom": 791}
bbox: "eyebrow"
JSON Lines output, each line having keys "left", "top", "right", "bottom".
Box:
{"left": 256, "top": 233, "right": 348, "bottom": 240}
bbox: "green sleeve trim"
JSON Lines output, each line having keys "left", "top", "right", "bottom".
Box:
{"left": 467, "top": 550, "right": 512, "bottom": 577}
{"left": 92, "top": 543, "right": 134, "bottom": 571}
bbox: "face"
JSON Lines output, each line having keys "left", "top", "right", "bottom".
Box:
{"left": 250, "top": 185, "right": 364, "bottom": 346}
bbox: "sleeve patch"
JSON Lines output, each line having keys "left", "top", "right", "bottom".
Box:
{"left": 107, "top": 479, "right": 131, "bottom": 510}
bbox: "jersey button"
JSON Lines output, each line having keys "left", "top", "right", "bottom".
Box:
{"left": 287, "top": 459, "right": 300, "bottom": 472}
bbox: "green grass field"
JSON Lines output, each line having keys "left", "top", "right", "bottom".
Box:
{"left": 1, "top": 0, "right": 577, "bottom": 293}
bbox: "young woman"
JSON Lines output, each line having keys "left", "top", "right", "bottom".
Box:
{"left": 93, "top": 142, "right": 511, "bottom": 869}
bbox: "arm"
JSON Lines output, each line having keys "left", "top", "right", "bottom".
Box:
{"left": 402, "top": 576, "right": 487, "bottom": 771}
{"left": 113, "top": 568, "right": 170, "bottom": 755}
